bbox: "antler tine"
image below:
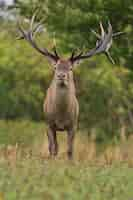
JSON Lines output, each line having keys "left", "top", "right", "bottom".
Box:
{"left": 32, "top": 22, "right": 43, "bottom": 38}
{"left": 16, "top": 20, "right": 26, "bottom": 40}
{"left": 72, "top": 49, "right": 76, "bottom": 58}
{"left": 53, "top": 46, "right": 60, "bottom": 59}
{"left": 100, "top": 21, "right": 114, "bottom": 63}
{"left": 91, "top": 29, "right": 101, "bottom": 39}
{"left": 70, "top": 49, "right": 77, "bottom": 61}
{"left": 102, "top": 21, "right": 113, "bottom": 53}
{"left": 30, "top": 11, "right": 47, "bottom": 38}
{"left": 30, "top": 11, "right": 37, "bottom": 32}
{"left": 113, "top": 31, "right": 125, "bottom": 37}
{"left": 100, "top": 21, "right": 105, "bottom": 38}
{"left": 29, "top": 11, "right": 43, "bottom": 39}
{"left": 70, "top": 49, "right": 83, "bottom": 63}
{"left": 105, "top": 51, "right": 115, "bottom": 64}
{"left": 108, "top": 21, "right": 112, "bottom": 35}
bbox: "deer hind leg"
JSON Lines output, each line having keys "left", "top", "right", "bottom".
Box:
{"left": 47, "top": 127, "right": 58, "bottom": 157}
{"left": 67, "top": 129, "right": 75, "bottom": 160}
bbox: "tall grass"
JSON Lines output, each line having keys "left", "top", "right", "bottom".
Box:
{"left": 0, "top": 120, "right": 133, "bottom": 166}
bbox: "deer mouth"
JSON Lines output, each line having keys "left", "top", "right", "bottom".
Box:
{"left": 57, "top": 79, "right": 68, "bottom": 87}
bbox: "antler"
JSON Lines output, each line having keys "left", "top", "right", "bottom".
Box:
{"left": 17, "top": 12, "right": 60, "bottom": 63}
{"left": 70, "top": 21, "right": 121, "bottom": 64}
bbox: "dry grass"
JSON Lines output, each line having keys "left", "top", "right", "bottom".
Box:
{"left": 0, "top": 128, "right": 133, "bottom": 168}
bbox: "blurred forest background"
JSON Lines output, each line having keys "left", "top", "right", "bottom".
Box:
{"left": 0, "top": 0, "right": 133, "bottom": 143}
{"left": 0, "top": 2, "right": 133, "bottom": 199}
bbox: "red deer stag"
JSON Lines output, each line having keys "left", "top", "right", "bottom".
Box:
{"left": 18, "top": 13, "right": 120, "bottom": 159}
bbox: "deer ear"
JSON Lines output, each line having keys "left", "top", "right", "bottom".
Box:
{"left": 70, "top": 60, "right": 82, "bottom": 68}
{"left": 46, "top": 57, "right": 59, "bottom": 66}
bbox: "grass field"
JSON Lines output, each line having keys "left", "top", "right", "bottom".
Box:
{"left": 0, "top": 120, "right": 133, "bottom": 200}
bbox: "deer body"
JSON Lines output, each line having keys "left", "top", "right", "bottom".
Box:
{"left": 18, "top": 13, "right": 117, "bottom": 158}
{"left": 44, "top": 77, "right": 79, "bottom": 131}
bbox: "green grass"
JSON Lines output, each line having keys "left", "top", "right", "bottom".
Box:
{"left": 0, "top": 120, "right": 45, "bottom": 146}
{"left": 0, "top": 120, "right": 133, "bottom": 200}
{"left": 0, "top": 160, "right": 133, "bottom": 200}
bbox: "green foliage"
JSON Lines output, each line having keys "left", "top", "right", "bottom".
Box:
{"left": 0, "top": 120, "right": 44, "bottom": 146}
{"left": 0, "top": 22, "right": 52, "bottom": 120}
{"left": 76, "top": 58, "right": 133, "bottom": 138}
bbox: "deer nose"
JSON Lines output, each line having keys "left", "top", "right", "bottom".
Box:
{"left": 57, "top": 73, "right": 66, "bottom": 79}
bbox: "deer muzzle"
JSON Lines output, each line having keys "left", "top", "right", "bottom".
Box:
{"left": 56, "top": 72, "right": 68, "bottom": 87}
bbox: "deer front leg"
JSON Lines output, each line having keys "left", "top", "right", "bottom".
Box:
{"left": 67, "top": 129, "right": 75, "bottom": 159}
{"left": 47, "top": 127, "right": 58, "bottom": 157}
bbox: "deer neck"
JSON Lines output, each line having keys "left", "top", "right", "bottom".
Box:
{"left": 52, "top": 79, "right": 75, "bottom": 112}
